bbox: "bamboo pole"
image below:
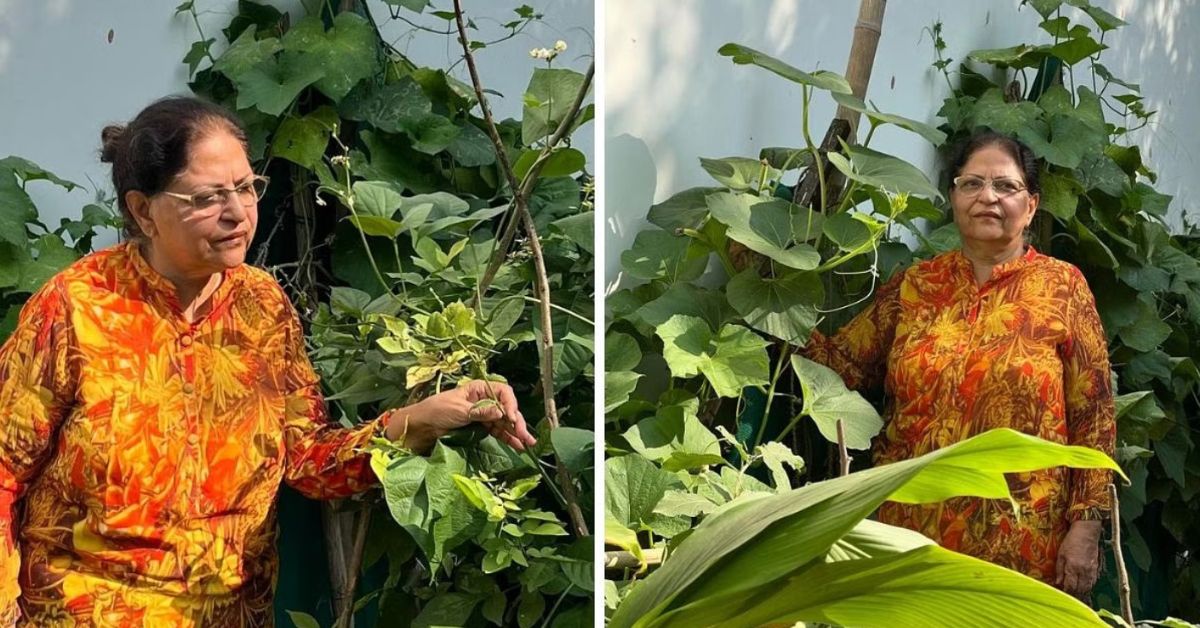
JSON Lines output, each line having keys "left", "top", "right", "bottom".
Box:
{"left": 835, "top": 0, "right": 888, "bottom": 138}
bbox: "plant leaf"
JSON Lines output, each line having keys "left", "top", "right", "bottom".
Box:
{"left": 717, "top": 43, "right": 851, "bottom": 93}
{"left": 790, "top": 356, "right": 883, "bottom": 450}
{"left": 656, "top": 315, "right": 770, "bottom": 398}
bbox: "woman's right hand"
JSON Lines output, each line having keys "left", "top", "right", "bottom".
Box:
{"left": 385, "top": 381, "right": 537, "bottom": 454}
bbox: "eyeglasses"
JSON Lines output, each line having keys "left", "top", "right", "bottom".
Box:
{"left": 952, "top": 175, "right": 1027, "bottom": 198}
{"left": 161, "top": 175, "right": 269, "bottom": 209}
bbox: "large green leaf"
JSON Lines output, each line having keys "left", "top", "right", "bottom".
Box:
{"left": 0, "top": 156, "right": 80, "bottom": 190}
{"left": 18, "top": 235, "right": 80, "bottom": 293}
{"left": 717, "top": 43, "right": 851, "bottom": 94}
{"left": 967, "top": 89, "right": 1043, "bottom": 136}
{"left": 632, "top": 283, "right": 734, "bottom": 332}
{"left": 233, "top": 51, "right": 326, "bottom": 116}
{"left": 620, "top": 229, "right": 706, "bottom": 283}
{"left": 610, "top": 428, "right": 1124, "bottom": 627}
{"left": 622, "top": 406, "right": 724, "bottom": 471}
{"left": 606, "top": 331, "right": 643, "bottom": 372}
{"left": 341, "top": 77, "right": 433, "bottom": 135}
{"left": 700, "top": 545, "right": 1105, "bottom": 628}
{"left": 271, "top": 107, "right": 337, "bottom": 167}
{"left": 698, "top": 157, "right": 771, "bottom": 191}
{"left": 830, "top": 93, "right": 946, "bottom": 146}
{"left": 605, "top": 371, "right": 642, "bottom": 414}
{"left": 522, "top": 68, "right": 589, "bottom": 145}
{"left": 212, "top": 26, "right": 281, "bottom": 80}
{"left": 655, "top": 315, "right": 769, "bottom": 397}
{"left": 790, "top": 356, "right": 882, "bottom": 450}
{"left": 0, "top": 170, "right": 36, "bottom": 249}
{"left": 827, "top": 144, "right": 943, "bottom": 200}
{"left": 605, "top": 454, "right": 680, "bottom": 529}
{"left": 705, "top": 192, "right": 821, "bottom": 270}
{"left": 726, "top": 269, "right": 822, "bottom": 344}
{"left": 280, "top": 13, "right": 380, "bottom": 102}
{"left": 646, "top": 187, "right": 723, "bottom": 232}
{"left": 1039, "top": 169, "right": 1082, "bottom": 220}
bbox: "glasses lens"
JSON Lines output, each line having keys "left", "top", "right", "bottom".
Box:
{"left": 193, "top": 191, "right": 224, "bottom": 208}
{"left": 993, "top": 179, "right": 1023, "bottom": 195}
{"left": 958, "top": 177, "right": 985, "bottom": 194}
{"left": 252, "top": 176, "right": 268, "bottom": 200}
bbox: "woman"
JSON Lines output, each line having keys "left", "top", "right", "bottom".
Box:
{"left": 0, "top": 96, "right": 536, "bottom": 626}
{"left": 807, "top": 131, "right": 1115, "bottom": 598}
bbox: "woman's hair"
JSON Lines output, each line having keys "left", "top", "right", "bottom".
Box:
{"left": 100, "top": 96, "right": 248, "bottom": 239}
{"left": 947, "top": 130, "right": 1041, "bottom": 195}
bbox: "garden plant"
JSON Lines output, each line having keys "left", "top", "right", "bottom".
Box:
{"left": 605, "top": 0, "right": 1198, "bottom": 626}
{"left": 0, "top": 0, "right": 595, "bottom": 626}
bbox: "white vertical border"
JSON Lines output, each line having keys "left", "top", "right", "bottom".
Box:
{"left": 592, "top": 0, "right": 606, "bottom": 622}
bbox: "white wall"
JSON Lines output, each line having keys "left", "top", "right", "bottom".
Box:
{"left": 0, "top": 0, "right": 593, "bottom": 249}
{"left": 604, "top": 0, "right": 1200, "bottom": 287}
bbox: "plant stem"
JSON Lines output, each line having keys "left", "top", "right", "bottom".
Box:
{"left": 523, "top": 296, "right": 594, "bottom": 326}
{"left": 333, "top": 501, "right": 373, "bottom": 628}
{"left": 1109, "top": 484, "right": 1133, "bottom": 626}
{"left": 836, "top": 419, "right": 850, "bottom": 476}
{"left": 753, "top": 345, "right": 792, "bottom": 448}
{"left": 539, "top": 584, "right": 575, "bottom": 628}
{"left": 452, "top": 0, "right": 590, "bottom": 539}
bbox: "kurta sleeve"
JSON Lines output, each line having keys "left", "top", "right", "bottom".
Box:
{"left": 278, "top": 300, "right": 390, "bottom": 500}
{"left": 803, "top": 269, "right": 906, "bottom": 393}
{"left": 1060, "top": 269, "right": 1116, "bottom": 520}
{"left": 0, "top": 280, "right": 77, "bottom": 626}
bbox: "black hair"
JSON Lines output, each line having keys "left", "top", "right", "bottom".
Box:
{"left": 947, "top": 130, "right": 1041, "bottom": 196}
{"left": 100, "top": 95, "right": 248, "bottom": 239}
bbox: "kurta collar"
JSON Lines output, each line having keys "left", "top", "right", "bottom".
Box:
{"left": 123, "top": 240, "right": 241, "bottom": 321}
{"left": 952, "top": 245, "right": 1039, "bottom": 286}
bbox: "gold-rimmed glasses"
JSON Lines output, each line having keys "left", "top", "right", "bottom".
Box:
{"left": 161, "top": 174, "right": 269, "bottom": 210}
{"left": 952, "top": 175, "right": 1027, "bottom": 198}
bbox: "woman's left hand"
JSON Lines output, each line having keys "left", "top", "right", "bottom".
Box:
{"left": 1055, "top": 519, "right": 1103, "bottom": 599}
{"left": 385, "top": 381, "right": 537, "bottom": 454}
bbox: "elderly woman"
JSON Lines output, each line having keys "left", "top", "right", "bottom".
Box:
{"left": 0, "top": 96, "right": 536, "bottom": 626}
{"left": 806, "top": 131, "right": 1116, "bottom": 599}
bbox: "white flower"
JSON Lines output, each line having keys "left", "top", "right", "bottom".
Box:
{"left": 554, "top": 40, "right": 567, "bottom": 52}
{"left": 529, "top": 48, "right": 540, "bottom": 58}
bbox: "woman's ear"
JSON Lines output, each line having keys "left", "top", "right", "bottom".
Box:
{"left": 125, "top": 191, "right": 157, "bottom": 238}
{"left": 1024, "top": 192, "right": 1040, "bottom": 227}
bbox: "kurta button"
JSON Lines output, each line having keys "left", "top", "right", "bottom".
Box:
{"left": 187, "top": 434, "right": 200, "bottom": 446}
{"left": 181, "top": 334, "right": 193, "bottom": 347}
{"left": 183, "top": 382, "right": 195, "bottom": 394}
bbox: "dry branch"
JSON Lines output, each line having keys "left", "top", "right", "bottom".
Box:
{"left": 452, "top": 0, "right": 591, "bottom": 538}
{"left": 1109, "top": 484, "right": 1134, "bottom": 626}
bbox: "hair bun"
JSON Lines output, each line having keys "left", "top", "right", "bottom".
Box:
{"left": 100, "top": 124, "right": 126, "bottom": 163}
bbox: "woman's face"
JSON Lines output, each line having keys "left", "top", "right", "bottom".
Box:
{"left": 141, "top": 127, "right": 258, "bottom": 279}
{"left": 951, "top": 145, "right": 1039, "bottom": 250}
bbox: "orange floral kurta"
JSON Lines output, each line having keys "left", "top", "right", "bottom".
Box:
{"left": 0, "top": 241, "right": 389, "bottom": 626}
{"left": 807, "top": 246, "right": 1116, "bottom": 583}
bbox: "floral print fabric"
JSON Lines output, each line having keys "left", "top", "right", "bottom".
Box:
{"left": 0, "top": 242, "right": 387, "bottom": 626}
{"left": 806, "top": 247, "right": 1116, "bottom": 583}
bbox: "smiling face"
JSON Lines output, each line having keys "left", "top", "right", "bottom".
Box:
{"left": 128, "top": 125, "right": 258, "bottom": 281}
{"left": 951, "top": 145, "right": 1039, "bottom": 252}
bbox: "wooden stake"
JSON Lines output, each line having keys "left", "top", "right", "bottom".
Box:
{"left": 1108, "top": 484, "right": 1134, "bottom": 626}
{"left": 835, "top": 0, "right": 888, "bottom": 138}
{"left": 837, "top": 419, "right": 850, "bottom": 476}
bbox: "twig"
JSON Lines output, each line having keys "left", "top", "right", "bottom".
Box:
{"left": 333, "top": 501, "right": 373, "bottom": 628}
{"left": 604, "top": 549, "right": 664, "bottom": 571}
{"left": 1109, "top": 484, "right": 1133, "bottom": 626}
{"left": 452, "top": 0, "right": 590, "bottom": 539}
{"left": 477, "top": 63, "right": 595, "bottom": 296}
{"left": 837, "top": 419, "right": 850, "bottom": 476}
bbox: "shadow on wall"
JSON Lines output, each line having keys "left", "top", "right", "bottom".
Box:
{"left": 603, "top": 133, "right": 655, "bottom": 293}
{"left": 604, "top": 0, "right": 823, "bottom": 285}
{"left": 1109, "top": 0, "right": 1200, "bottom": 228}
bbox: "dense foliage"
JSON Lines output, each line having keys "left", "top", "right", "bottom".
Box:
{"left": 605, "top": 0, "right": 1198, "bottom": 625}
{"left": 3, "top": 0, "right": 595, "bottom": 626}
